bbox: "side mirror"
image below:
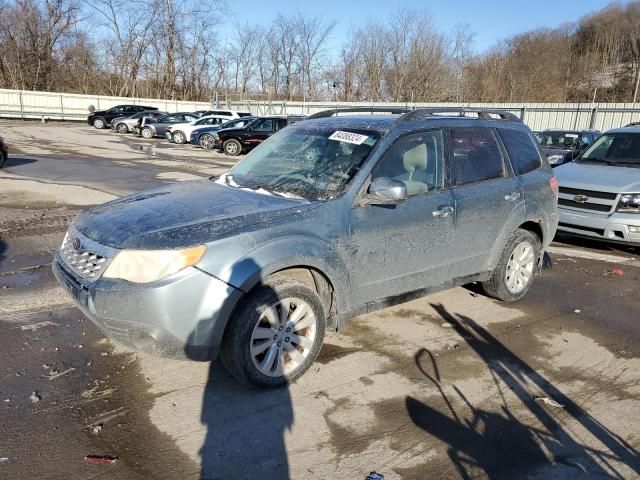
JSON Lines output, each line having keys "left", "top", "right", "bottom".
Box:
{"left": 367, "top": 177, "right": 407, "bottom": 205}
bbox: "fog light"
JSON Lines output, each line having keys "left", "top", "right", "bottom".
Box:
{"left": 629, "top": 226, "right": 640, "bottom": 233}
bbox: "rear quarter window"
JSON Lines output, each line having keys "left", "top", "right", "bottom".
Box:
{"left": 498, "top": 128, "right": 542, "bottom": 175}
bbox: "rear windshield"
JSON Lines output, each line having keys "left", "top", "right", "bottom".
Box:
{"left": 538, "top": 132, "right": 579, "bottom": 150}
{"left": 580, "top": 133, "right": 640, "bottom": 166}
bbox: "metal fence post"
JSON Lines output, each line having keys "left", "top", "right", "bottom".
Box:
{"left": 589, "top": 106, "right": 598, "bottom": 129}
{"left": 18, "top": 90, "right": 24, "bottom": 120}
{"left": 520, "top": 106, "right": 526, "bottom": 122}
{"left": 60, "top": 94, "right": 64, "bottom": 118}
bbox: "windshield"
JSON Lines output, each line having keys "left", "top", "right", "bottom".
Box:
{"left": 579, "top": 133, "right": 640, "bottom": 166}
{"left": 224, "top": 125, "right": 379, "bottom": 200}
{"left": 538, "top": 132, "right": 579, "bottom": 149}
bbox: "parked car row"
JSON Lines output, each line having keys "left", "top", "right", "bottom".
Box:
{"left": 91, "top": 104, "right": 306, "bottom": 156}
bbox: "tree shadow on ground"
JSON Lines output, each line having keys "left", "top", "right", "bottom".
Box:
{"left": 406, "top": 303, "right": 640, "bottom": 479}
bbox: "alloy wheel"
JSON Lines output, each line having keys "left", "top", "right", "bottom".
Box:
{"left": 505, "top": 241, "right": 535, "bottom": 294}
{"left": 250, "top": 298, "right": 317, "bottom": 377}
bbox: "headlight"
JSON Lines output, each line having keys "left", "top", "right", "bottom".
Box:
{"left": 103, "top": 245, "right": 206, "bottom": 283}
{"left": 616, "top": 193, "right": 640, "bottom": 213}
{"left": 547, "top": 154, "right": 564, "bottom": 165}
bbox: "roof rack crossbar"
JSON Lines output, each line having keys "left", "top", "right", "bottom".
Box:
{"left": 398, "top": 107, "right": 522, "bottom": 123}
{"left": 307, "top": 106, "right": 413, "bottom": 119}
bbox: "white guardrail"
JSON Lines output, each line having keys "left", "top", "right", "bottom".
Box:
{"left": 3, "top": 88, "right": 640, "bottom": 132}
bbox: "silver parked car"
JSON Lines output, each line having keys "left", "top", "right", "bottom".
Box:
{"left": 53, "top": 107, "right": 558, "bottom": 388}
{"left": 555, "top": 126, "right": 640, "bottom": 246}
{"left": 111, "top": 110, "right": 166, "bottom": 134}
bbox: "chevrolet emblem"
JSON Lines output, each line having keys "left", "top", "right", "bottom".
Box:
{"left": 573, "top": 194, "right": 589, "bottom": 203}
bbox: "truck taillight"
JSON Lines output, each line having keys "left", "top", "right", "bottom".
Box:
{"left": 549, "top": 176, "right": 559, "bottom": 198}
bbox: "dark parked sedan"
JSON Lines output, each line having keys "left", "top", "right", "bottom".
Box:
{"left": 191, "top": 117, "right": 257, "bottom": 149}
{"left": 214, "top": 116, "right": 305, "bottom": 155}
{"left": 0, "top": 135, "right": 7, "bottom": 168}
{"left": 88, "top": 105, "right": 158, "bottom": 129}
{"left": 538, "top": 129, "right": 600, "bottom": 167}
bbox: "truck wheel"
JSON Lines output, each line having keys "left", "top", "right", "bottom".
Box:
{"left": 223, "top": 139, "right": 242, "bottom": 156}
{"left": 0, "top": 151, "right": 6, "bottom": 168}
{"left": 481, "top": 229, "right": 540, "bottom": 302}
{"left": 141, "top": 127, "right": 154, "bottom": 139}
{"left": 172, "top": 131, "right": 186, "bottom": 144}
{"left": 220, "top": 277, "right": 326, "bottom": 388}
{"left": 93, "top": 118, "right": 106, "bottom": 129}
{"left": 116, "top": 123, "right": 128, "bottom": 134}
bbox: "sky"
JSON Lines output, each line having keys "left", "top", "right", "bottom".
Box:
{"left": 221, "top": 0, "right": 630, "bottom": 55}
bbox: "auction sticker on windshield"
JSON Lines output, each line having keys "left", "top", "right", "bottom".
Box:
{"left": 329, "top": 131, "right": 369, "bottom": 145}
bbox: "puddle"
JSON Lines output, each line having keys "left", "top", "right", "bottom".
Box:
{"left": 0, "top": 268, "right": 47, "bottom": 289}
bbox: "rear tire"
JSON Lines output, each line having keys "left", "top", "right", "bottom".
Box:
{"left": 220, "top": 277, "right": 326, "bottom": 388}
{"left": 481, "top": 229, "right": 540, "bottom": 302}
{"left": 0, "top": 151, "right": 6, "bottom": 169}
{"left": 93, "top": 118, "right": 106, "bottom": 129}
{"left": 116, "top": 123, "right": 128, "bottom": 134}
{"left": 223, "top": 139, "right": 242, "bottom": 156}
{"left": 141, "top": 127, "right": 154, "bottom": 139}
{"left": 172, "top": 131, "right": 186, "bottom": 144}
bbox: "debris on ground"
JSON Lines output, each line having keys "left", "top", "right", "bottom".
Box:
{"left": 574, "top": 309, "right": 581, "bottom": 314}
{"left": 607, "top": 268, "right": 624, "bottom": 277}
{"left": 4, "top": 399, "right": 10, "bottom": 403}
{"left": 48, "top": 367, "right": 75, "bottom": 381}
{"left": 30, "top": 392, "right": 41, "bottom": 403}
{"left": 366, "top": 472, "right": 385, "bottom": 480}
{"left": 83, "top": 455, "right": 117, "bottom": 464}
{"left": 534, "top": 396, "right": 565, "bottom": 408}
{"left": 441, "top": 322, "right": 454, "bottom": 328}
{"left": 0, "top": 457, "right": 9, "bottom": 463}
{"left": 92, "top": 425, "right": 103, "bottom": 434}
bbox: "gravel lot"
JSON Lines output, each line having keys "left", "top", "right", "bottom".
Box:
{"left": 1, "top": 121, "right": 639, "bottom": 479}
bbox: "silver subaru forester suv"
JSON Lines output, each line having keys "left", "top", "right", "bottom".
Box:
{"left": 555, "top": 126, "right": 640, "bottom": 246}
{"left": 53, "top": 107, "right": 559, "bottom": 388}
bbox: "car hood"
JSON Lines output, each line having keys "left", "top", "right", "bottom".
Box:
{"left": 75, "top": 180, "right": 321, "bottom": 249}
{"left": 555, "top": 161, "right": 640, "bottom": 192}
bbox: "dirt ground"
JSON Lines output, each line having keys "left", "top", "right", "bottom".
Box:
{"left": 1, "top": 121, "right": 639, "bottom": 479}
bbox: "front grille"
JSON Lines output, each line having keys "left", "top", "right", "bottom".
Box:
{"left": 558, "top": 198, "right": 612, "bottom": 212}
{"left": 59, "top": 232, "right": 110, "bottom": 281}
{"left": 559, "top": 187, "right": 618, "bottom": 200}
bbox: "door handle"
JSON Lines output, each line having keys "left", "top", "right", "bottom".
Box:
{"left": 432, "top": 206, "right": 454, "bottom": 217}
{"left": 504, "top": 192, "right": 521, "bottom": 201}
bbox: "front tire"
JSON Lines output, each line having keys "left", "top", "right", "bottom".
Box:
{"left": 223, "top": 139, "right": 242, "bottom": 156}
{"left": 141, "top": 127, "right": 154, "bottom": 139}
{"left": 220, "top": 277, "right": 326, "bottom": 388}
{"left": 93, "top": 118, "right": 106, "bottom": 129}
{"left": 0, "top": 151, "right": 6, "bottom": 168}
{"left": 481, "top": 229, "right": 540, "bottom": 302}
{"left": 116, "top": 123, "right": 128, "bottom": 134}
{"left": 172, "top": 131, "right": 186, "bottom": 144}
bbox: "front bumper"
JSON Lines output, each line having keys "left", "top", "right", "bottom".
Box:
{"left": 558, "top": 207, "right": 640, "bottom": 245}
{"left": 53, "top": 255, "right": 242, "bottom": 360}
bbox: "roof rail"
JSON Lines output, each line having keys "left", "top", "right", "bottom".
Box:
{"left": 307, "top": 106, "right": 413, "bottom": 119}
{"left": 398, "top": 108, "right": 522, "bottom": 123}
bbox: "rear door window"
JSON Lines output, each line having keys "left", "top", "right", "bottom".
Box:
{"left": 253, "top": 119, "right": 274, "bottom": 131}
{"left": 450, "top": 128, "right": 505, "bottom": 186}
{"left": 498, "top": 128, "right": 542, "bottom": 175}
{"left": 275, "top": 119, "right": 287, "bottom": 130}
